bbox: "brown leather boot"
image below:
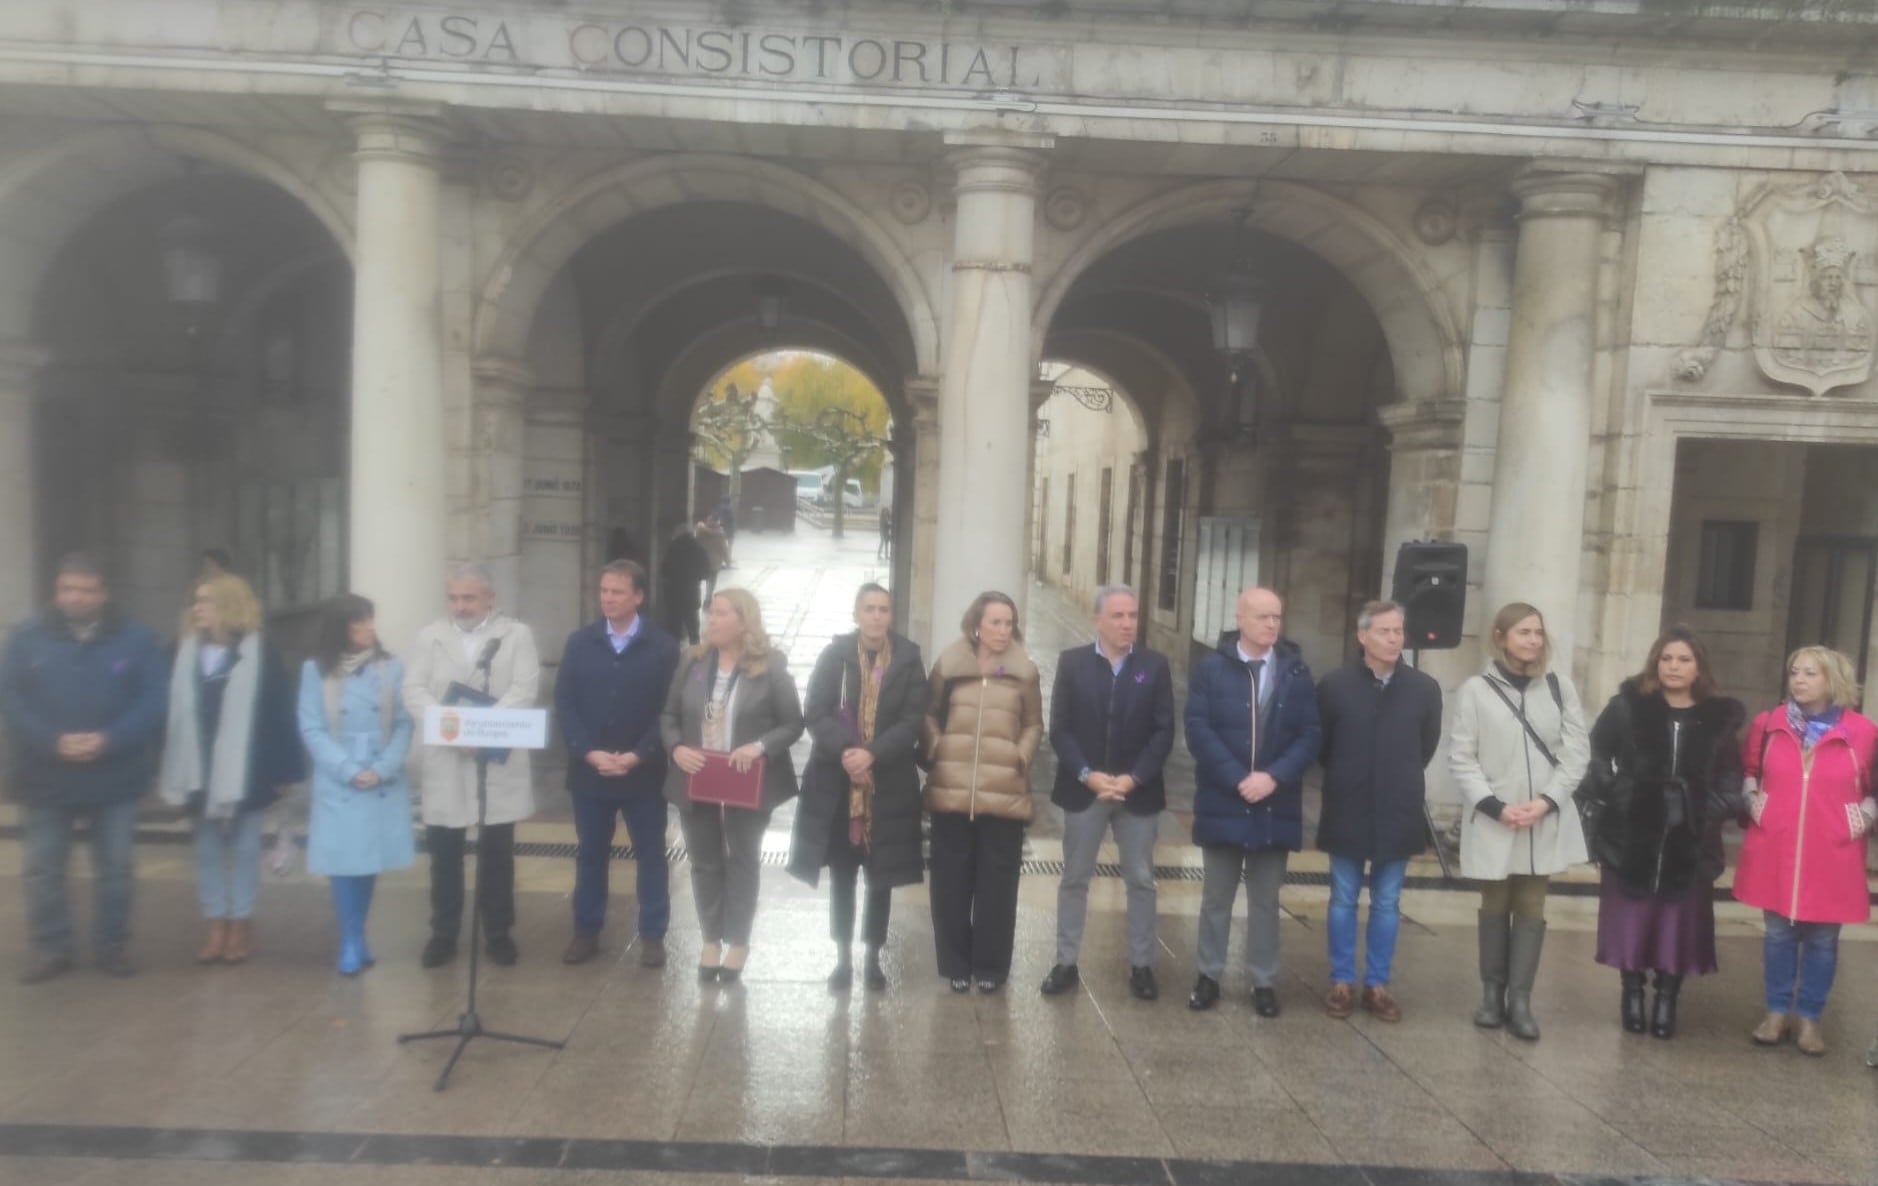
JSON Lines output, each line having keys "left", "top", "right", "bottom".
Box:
{"left": 1750, "top": 1012, "right": 1790, "bottom": 1046}
{"left": 196, "top": 920, "right": 228, "bottom": 965}
{"left": 1795, "top": 1018, "right": 1827, "bottom": 1057}
{"left": 221, "top": 919, "right": 252, "bottom": 965}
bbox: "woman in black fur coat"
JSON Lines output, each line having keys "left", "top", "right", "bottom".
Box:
{"left": 1576, "top": 626, "right": 1744, "bottom": 1041}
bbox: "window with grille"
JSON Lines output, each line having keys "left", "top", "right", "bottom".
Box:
{"left": 1694, "top": 520, "right": 1757, "bottom": 611}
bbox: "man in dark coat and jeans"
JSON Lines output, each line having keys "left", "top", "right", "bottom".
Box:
{"left": 556, "top": 559, "right": 681, "bottom": 968}
{"left": 0, "top": 554, "right": 167, "bottom": 982}
{"left": 1185, "top": 586, "right": 1321, "bottom": 1017}
{"left": 1315, "top": 598, "right": 1443, "bottom": 1023}
{"left": 1041, "top": 584, "right": 1176, "bottom": 1002}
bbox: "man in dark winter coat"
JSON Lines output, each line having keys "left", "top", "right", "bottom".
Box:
{"left": 1315, "top": 598, "right": 1443, "bottom": 1023}
{"left": 657, "top": 522, "right": 713, "bottom": 645}
{"left": 1040, "top": 585, "right": 1176, "bottom": 1003}
{"left": 1184, "top": 586, "right": 1321, "bottom": 1017}
{"left": 0, "top": 554, "right": 167, "bottom": 983}
{"left": 556, "top": 560, "right": 681, "bottom": 968}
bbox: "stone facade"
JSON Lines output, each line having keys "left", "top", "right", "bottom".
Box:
{"left": 3, "top": 0, "right": 1878, "bottom": 733}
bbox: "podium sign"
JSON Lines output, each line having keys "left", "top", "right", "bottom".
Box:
{"left": 424, "top": 706, "right": 549, "bottom": 751}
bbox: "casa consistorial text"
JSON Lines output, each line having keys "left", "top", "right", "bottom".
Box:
{"left": 341, "top": 8, "right": 1062, "bottom": 90}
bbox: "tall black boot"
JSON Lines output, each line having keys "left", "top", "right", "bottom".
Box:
{"left": 1473, "top": 911, "right": 1510, "bottom": 1029}
{"left": 1650, "top": 972, "right": 1683, "bottom": 1040}
{"left": 1621, "top": 971, "right": 1648, "bottom": 1034}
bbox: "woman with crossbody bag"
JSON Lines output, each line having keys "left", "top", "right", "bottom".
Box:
{"left": 1449, "top": 602, "right": 1590, "bottom": 1040}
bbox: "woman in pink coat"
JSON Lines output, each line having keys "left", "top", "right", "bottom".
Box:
{"left": 1736, "top": 646, "right": 1876, "bottom": 1057}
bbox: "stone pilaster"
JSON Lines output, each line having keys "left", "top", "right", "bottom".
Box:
{"left": 0, "top": 341, "right": 45, "bottom": 630}
{"left": 470, "top": 356, "right": 531, "bottom": 612}
{"left": 930, "top": 134, "right": 1051, "bottom": 634}
{"left": 1481, "top": 166, "right": 1619, "bottom": 668}
{"left": 337, "top": 102, "right": 449, "bottom": 652}
{"left": 905, "top": 376, "right": 941, "bottom": 652}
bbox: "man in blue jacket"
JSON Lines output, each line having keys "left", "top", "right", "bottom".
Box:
{"left": 1041, "top": 585, "right": 1176, "bottom": 1002}
{"left": 555, "top": 559, "right": 681, "bottom": 968}
{"left": 1184, "top": 586, "right": 1321, "bottom": 1017}
{"left": 0, "top": 554, "right": 167, "bottom": 983}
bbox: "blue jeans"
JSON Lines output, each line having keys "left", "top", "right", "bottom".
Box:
{"left": 1328, "top": 856, "right": 1408, "bottom": 988}
{"left": 1763, "top": 911, "right": 1840, "bottom": 1020}
{"left": 24, "top": 801, "right": 138, "bottom": 956}
{"left": 571, "top": 790, "right": 670, "bottom": 939}
{"left": 194, "top": 811, "right": 264, "bottom": 920}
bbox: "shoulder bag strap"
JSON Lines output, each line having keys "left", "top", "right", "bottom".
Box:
{"left": 1484, "top": 678, "right": 1560, "bottom": 769}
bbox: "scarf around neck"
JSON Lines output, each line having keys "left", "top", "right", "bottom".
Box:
{"left": 1787, "top": 699, "right": 1842, "bottom": 753}
{"left": 324, "top": 649, "right": 395, "bottom": 737}
{"left": 848, "top": 637, "right": 891, "bottom": 849}
{"left": 160, "top": 632, "right": 263, "bottom": 819}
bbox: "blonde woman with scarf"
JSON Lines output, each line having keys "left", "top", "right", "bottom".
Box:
{"left": 158, "top": 572, "right": 305, "bottom": 965}
{"left": 297, "top": 594, "right": 415, "bottom": 976}
{"left": 787, "top": 584, "right": 929, "bottom": 992}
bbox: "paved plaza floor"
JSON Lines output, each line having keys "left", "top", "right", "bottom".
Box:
{"left": 0, "top": 526, "right": 1875, "bottom": 1186}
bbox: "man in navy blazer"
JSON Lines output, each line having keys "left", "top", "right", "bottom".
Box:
{"left": 1184, "top": 586, "right": 1321, "bottom": 1017}
{"left": 1041, "top": 585, "right": 1176, "bottom": 1002}
{"left": 555, "top": 559, "right": 681, "bottom": 968}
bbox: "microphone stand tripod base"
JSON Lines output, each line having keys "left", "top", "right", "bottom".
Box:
{"left": 398, "top": 717, "right": 565, "bottom": 1092}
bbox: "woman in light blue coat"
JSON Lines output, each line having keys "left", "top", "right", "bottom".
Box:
{"left": 297, "top": 594, "right": 415, "bottom": 975}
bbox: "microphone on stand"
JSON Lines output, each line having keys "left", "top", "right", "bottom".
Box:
{"left": 476, "top": 637, "right": 502, "bottom": 673}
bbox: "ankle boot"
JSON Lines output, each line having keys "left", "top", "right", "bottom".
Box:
{"left": 1651, "top": 972, "right": 1683, "bottom": 1039}
{"left": 222, "top": 919, "right": 252, "bottom": 965}
{"left": 828, "top": 942, "right": 853, "bottom": 991}
{"left": 1621, "top": 971, "right": 1648, "bottom": 1034}
{"left": 862, "top": 945, "right": 887, "bottom": 991}
{"left": 196, "top": 919, "right": 228, "bottom": 965}
{"left": 1504, "top": 920, "right": 1546, "bottom": 1041}
{"left": 1473, "top": 911, "right": 1509, "bottom": 1029}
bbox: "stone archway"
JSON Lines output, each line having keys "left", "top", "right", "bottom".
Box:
{"left": 0, "top": 125, "right": 350, "bottom": 627}
{"left": 1034, "top": 179, "right": 1464, "bottom": 408}
{"left": 474, "top": 154, "right": 940, "bottom": 375}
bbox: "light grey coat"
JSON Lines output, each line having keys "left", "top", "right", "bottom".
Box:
{"left": 661, "top": 647, "right": 804, "bottom": 811}
{"left": 401, "top": 613, "right": 542, "bottom": 829}
{"left": 1449, "top": 663, "right": 1591, "bottom": 879}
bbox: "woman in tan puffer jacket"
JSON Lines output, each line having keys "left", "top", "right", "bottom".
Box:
{"left": 923, "top": 591, "right": 1043, "bottom": 994}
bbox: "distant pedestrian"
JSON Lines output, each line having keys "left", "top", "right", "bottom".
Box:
{"left": 659, "top": 522, "right": 712, "bottom": 646}
{"left": 696, "top": 517, "right": 731, "bottom": 600}
{"left": 0, "top": 554, "right": 167, "bottom": 983}
{"left": 716, "top": 497, "right": 737, "bottom": 556}
{"left": 158, "top": 571, "right": 306, "bottom": 967}
{"left": 877, "top": 504, "right": 893, "bottom": 561}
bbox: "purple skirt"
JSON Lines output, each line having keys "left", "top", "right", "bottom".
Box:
{"left": 1594, "top": 869, "right": 1718, "bottom": 976}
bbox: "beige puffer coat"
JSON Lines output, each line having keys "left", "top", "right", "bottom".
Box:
{"left": 922, "top": 638, "right": 1043, "bottom": 822}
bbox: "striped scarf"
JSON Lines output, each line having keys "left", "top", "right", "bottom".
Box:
{"left": 848, "top": 638, "right": 890, "bottom": 849}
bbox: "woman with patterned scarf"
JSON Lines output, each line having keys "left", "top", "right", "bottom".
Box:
{"left": 1735, "top": 645, "right": 1876, "bottom": 1057}
{"left": 788, "top": 584, "right": 929, "bottom": 991}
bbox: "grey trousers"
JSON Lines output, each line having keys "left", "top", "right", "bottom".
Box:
{"left": 1055, "top": 799, "right": 1159, "bottom": 967}
{"left": 680, "top": 802, "right": 771, "bottom": 947}
{"left": 1196, "top": 845, "right": 1289, "bottom": 986}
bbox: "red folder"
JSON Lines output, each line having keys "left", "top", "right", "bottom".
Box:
{"left": 687, "top": 751, "right": 766, "bottom": 809}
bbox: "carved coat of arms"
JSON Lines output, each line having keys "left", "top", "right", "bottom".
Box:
{"left": 1676, "top": 172, "right": 1877, "bottom": 397}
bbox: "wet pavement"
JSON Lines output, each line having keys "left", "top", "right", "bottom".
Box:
{"left": 1, "top": 526, "right": 1877, "bottom": 1186}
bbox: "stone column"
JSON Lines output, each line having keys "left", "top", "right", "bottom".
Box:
{"left": 904, "top": 377, "right": 941, "bottom": 651}
{"left": 0, "top": 342, "right": 45, "bottom": 630}
{"left": 931, "top": 135, "right": 1051, "bottom": 632}
{"left": 342, "top": 105, "right": 448, "bottom": 653}
{"left": 471, "top": 357, "right": 530, "bottom": 611}
{"left": 1481, "top": 167, "right": 1617, "bottom": 666}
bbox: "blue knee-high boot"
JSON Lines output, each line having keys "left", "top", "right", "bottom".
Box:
{"left": 332, "top": 877, "right": 366, "bottom": 976}
{"left": 357, "top": 875, "right": 378, "bottom": 969}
